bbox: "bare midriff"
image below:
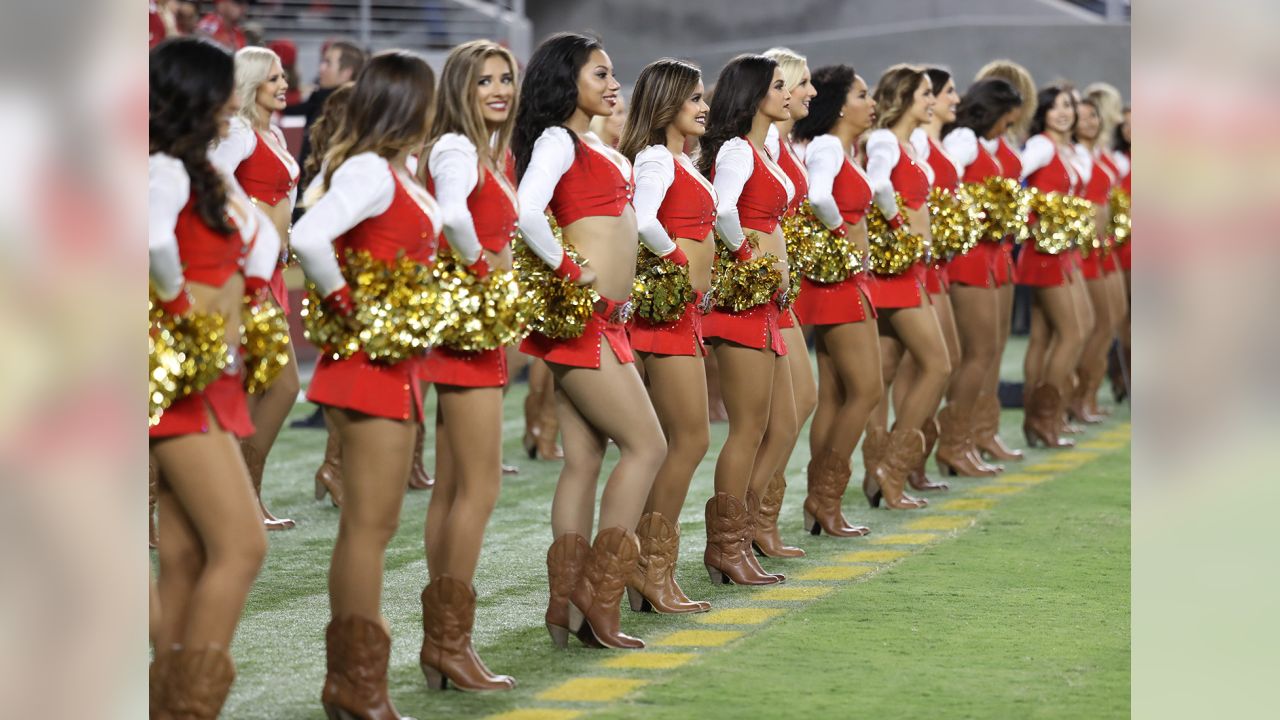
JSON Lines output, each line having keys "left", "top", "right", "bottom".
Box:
{"left": 562, "top": 207, "right": 640, "bottom": 301}
{"left": 676, "top": 233, "right": 715, "bottom": 294}
{"left": 754, "top": 226, "right": 790, "bottom": 296}
{"left": 905, "top": 205, "right": 934, "bottom": 256}
{"left": 188, "top": 274, "right": 245, "bottom": 347}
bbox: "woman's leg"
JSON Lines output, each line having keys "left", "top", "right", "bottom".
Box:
{"left": 242, "top": 338, "right": 300, "bottom": 529}
{"left": 817, "top": 312, "right": 885, "bottom": 461}
{"left": 709, "top": 342, "right": 775, "bottom": 499}
{"left": 153, "top": 484, "right": 203, "bottom": 651}
{"left": 747, "top": 354, "right": 797, "bottom": 499}
{"left": 782, "top": 323, "right": 818, "bottom": 435}
{"left": 1024, "top": 294, "right": 1050, "bottom": 392}
{"left": 431, "top": 386, "right": 505, "bottom": 585}
{"left": 948, "top": 285, "right": 1001, "bottom": 408}
{"left": 888, "top": 302, "right": 952, "bottom": 431}
{"left": 1075, "top": 277, "right": 1114, "bottom": 420}
{"left": 809, "top": 331, "right": 840, "bottom": 459}
{"left": 425, "top": 403, "right": 453, "bottom": 576}
{"left": 640, "top": 353, "right": 711, "bottom": 521}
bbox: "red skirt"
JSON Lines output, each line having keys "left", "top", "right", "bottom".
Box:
{"left": 1015, "top": 247, "right": 1074, "bottom": 287}
{"left": 1102, "top": 250, "right": 1120, "bottom": 274}
{"left": 703, "top": 300, "right": 788, "bottom": 355}
{"left": 778, "top": 306, "right": 795, "bottom": 329}
{"left": 520, "top": 297, "right": 635, "bottom": 368}
{"left": 630, "top": 296, "right": 705, "bottom": 357}
{"left": 419, "top": 346, "right": 508, "bottom": 388}
{"left": 1080, "top": 251, "right": 1106, "bottom": 280}
{"left": 793, "top": 273, "right": 875, "bottom": 325}
{"left": 924, "top": 261, "right": 949, "bottom": 294}
{"left": 150, "top": 371, "right": 254, "bottom": 439}
{"left": 1117, "top": 242, "right": 1132, "bottom": 271}
{"left": 867, "top": 262, "right": 928, "bottom": 309}
{"left": 947, "top": 242, "right": 1012, "bottom": 288}
{"left": 268, "top": 266, "right": 289, "bottom": 315}
{"left": 308, "top": 351, "right": 424, "bottom": 421}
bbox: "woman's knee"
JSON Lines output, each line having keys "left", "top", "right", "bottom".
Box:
{"left": 339, "top": 510, "right": 401, "bottom": 548}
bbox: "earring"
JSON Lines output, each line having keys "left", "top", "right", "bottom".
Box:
{"left": 839, "top": 112, "right": 845, "bottom": 117}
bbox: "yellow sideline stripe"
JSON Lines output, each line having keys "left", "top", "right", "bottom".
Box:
{"left": 537, "top": 678, "right": 648, "bottom": 702}
{"left": 971, "top": 484, "right": 1026, "bottom": 495}
{"left": 1025, "top": 461, "right": 1080, "bottom": 473}
{"left": 1079, "top": 439, "right": 1126, "bottom": 450}
{"left": 793, "top": 565, "right": 874, "bottom": 581}
{"left": 486, "top": 710, "right": 585, "bottom": 720}
{"left": 938, "top": 498, "right": 998, "bottom": 511}
{"left": 995, "top": 473, "right": 1052, "bottom": 485}
{"left": 905, "top": 515, "right": 976, "bottom": 531}
{"left": 836, "top": 549, "right": 910, "bottom": 564}
{"left": 601, "top": 652, "right": 697, "bottom": 670}
{"left": 869, "top": 533, "right": 940, "bottom": 546}
{"left": 753, "top": 585, "right": 834, "bottom": 601}
{"left": 695, "top": 608, "right": 785, "bottom": 625}
{"left": 653, "top": 629, "right": 744, "bottom": 647}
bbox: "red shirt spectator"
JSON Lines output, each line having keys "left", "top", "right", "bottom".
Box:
{"left": 149, "top": 1, "right": 168, "bottom": 48}
{"left": 197, "top": 0, "right": 249, "bottom": 51}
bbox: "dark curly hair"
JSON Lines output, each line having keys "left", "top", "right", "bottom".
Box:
{"left": 302, "top": 82, "right": 354, "bottom": 190}
{"left": 943, "top": 78, "right": 1023, "bottom": 139}
{"left": 1029, "top": 85, "right": 1076, "bottom": 138}
{"left": 512, "top": 32, "right": 603, "bottom": 180}
{"left": 793, "top": 64, "right": 855, "bottom": 142}
{"left": 1113, "top": 107, "right": 1131, "bottom": 154}
{"left": 696, "top": 53, "right": 778, "bottom": 178}
{"left": 150, "top": 37, "right": 235, "bottom": 235}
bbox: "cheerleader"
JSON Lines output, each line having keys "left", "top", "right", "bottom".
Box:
{"left": 523, "top": 360, "right": 563, "bottom": 460}
{"left": 753, "top": 46, "right": 817, "bottom": 558}
{"left": 696, "top": 53, "right": 793, "bottom": 584}
{"left": 513, "top": 32, "right": 667, "bottom": 650}
{"left": 291, "top": 50, "right": 437, "bottom": 718}
{"left": 209, "top": 46, "right": 299, "bottom": 531}
{"left": 791, "top": 63, "right": 881, "bottom": 536}
{"left": 1017, "top": 86, "right": 1090, "bottom": 448}
{"left": 862, "top": 65, "right": 952, "bottom": 510}
{"left": 972, "top": 59, "right": 1039, "bottom": 461}
{"left": 149, "top": 37, "right": 275, "bottom": 716}
{"left": 933, "top": 77, "right": 1028, "bottom": 476}
{"left": 616, "top": 58, "right": 715, "bottom": 614}
{"left": 1085, "top": 83, "right": 1131, "bottom": 403}
{"left": 415, "top": 39, "right": 521, "bottom": 690}
{"left": 1109, "top": 105, "right": 1132, "bottom": 400}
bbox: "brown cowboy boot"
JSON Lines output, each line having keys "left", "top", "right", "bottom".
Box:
{"left": 241, "top": 438, "right": 295, "bottom": 530}
{"left": 407, "top": 422, "right": 434, "bottom": 490}
{"left": 315, "top": 427, "right": 344, "bottom": 508}
{"left": 935, "top": 404, "right": 997, "bottom": 478}
{"left": 150, "top": 643, "right": 177, "bottom": 719}
{"left": 163, "top": 645, "right": 236, "bottom": 720}
{"left": 703, "top": 493, "right": 783, "bottom": 586}
{"left": 626, "top": 513, "right": 710, "bottom": 614}
{"left": 974, "top": 393, "right": 1023, "bottom": 461}
{"left": 1069, "top": 366, "right": 1106, "bottom": 424}
{"left": 867, "top": 427, "right": 929, "bottom": 510}
{"left": 568, "top": 527, "right": 645, "bottom": 649}
{"left": 751, "top": 473, "right": 806, "bottom": 557}
{"left": 535, "top": 381, "right": 563, "bottom": 460}
{"left": 860, "top": 426, "right": 887, "bottom": 506}
{"left": 907, "top": 417, "right": 953, "bottom": 489}
{"left": 545, "top": 533, "right": 590, "bottom": 648}
{"left": 420, "top": 576, "right": 515, "bottom": 691}
{"left": 1023, "top": 383, "right": 1075, "bottom": 449}
{"left": 803, "top": 451, "right": 870, "bottom": 537}
{"left": 321, "top": 614, "right": 406, "bottom": 719}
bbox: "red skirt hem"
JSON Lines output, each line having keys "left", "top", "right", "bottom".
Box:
{"left": 630, "top": 301, "right": 704, "bottom": 357}
{"left": 792, "top": 274, "right": 875, "bottom": 325}
{"left": 867, "top": 262, "right": 928, "bottom": 309}
{"left": 419, "top": 346, "right": 508, "bottom": 388}
{"left": 702, "top": 301, "right": 787, "bottom": 355}
{"left": 1015, "top": 247, "right": 1073, "bottom": 287}
{"left": 150, "top": 372, "right": 254, "bottom": 438}
{"left": 520, "top": 306, "right": 635, "bottom": 368}
{"left": 307, "top": 351, "right": 424, "bottom": 421}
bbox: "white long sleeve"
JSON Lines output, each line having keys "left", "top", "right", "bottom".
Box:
{"left": 149, "top": 153, "right": 190, "bottom": 301}
{"left": 909, "top": 128, "right": 930, "bottom": 162}
{"left": 208, "top": 117, "right": 256, "bottom": 178}
{"left": 942, "top": 128, "right": 979, "bottom": 173}
{"left": 803, "top": 135, "right": 846, "bottom": 231}
{"left": 1071, "top": 143, "right": 1094, "bottom": 187}
{"left": 1020, "top": 134, "right": 1056, "bottom": 181}
{"left": 764, "top": 124, "right": 780, "bottom": 160}
{"left": 711, "top": 138, "right": 755, "bottom": 252}
{"left": 630, "top": 145, "right": 680, "bottom": 257}
{"left": 291, "top": 153, "right": 396, "bottom": 296}
{"left": 515, "top": 127, "right": 576, "bottom": 269}
{"left": 428, "top": 133, "right": 484, "bottom": 265}
{"left": 241, "top": 198, "right": 281, "bottom": 283}
{"left": 865, "top": 129, "right": 902, "bottom": 219}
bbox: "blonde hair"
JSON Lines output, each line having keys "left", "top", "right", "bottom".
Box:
{"left": 874, "top": 63, "right": 929, "bottom": 130}
{"left": 975, "top": 59, "right": 1036, "bottom": 140}
{"left": 233, "top": 46, "right": 282, "bottom": 127}
{"left": 422, "top": 39, "right": 519, "bottom": 184}
{"left": 618, "top": 58, "right": 701, "bottom": 161}
{"left": 763, "top": 47, "right": 808, "bottom": 91}
{"left": 1085, "top": 81, "right": 1124, "bottom": 150}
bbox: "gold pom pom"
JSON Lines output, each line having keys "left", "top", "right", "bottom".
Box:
{"left": 975, "top": 177, "right": 1031, "bottom": 242}
{"left": 149, "top": 297, "right": 232, "bottom": 427}
{"left": 633, "top": 247, "right": 696, "bottom": 324}
{"left": 1065, "top": 196, "right": 1099, "bottom": 258}
{"left": 1109, "top": 187, "right": 1131, "bottom": 246}
{"left": 512, "top": 213, "right": 597, "bottom": 339}
{"left": 301, "top": 249, "right": 439, "bottom": 363}
{"left": 241, "top": 298, "right": 291, "bottom": 395}
{"left": 865, "top": 194, "right": 927, "bottom": 275}
{"left": 711, "top": 233, "right": 783, "bottom": 312}
{"left": 781, "top": 201, "right": 865, "bottom": 284}
{"left": 927, "top": 187, "right": 982, "bottom": 259}
{"left": 1024, "top": 190, "right": 1077, "bottom": 255}
{"left": 428, "top": 246, "right": 533, "bottom": 352}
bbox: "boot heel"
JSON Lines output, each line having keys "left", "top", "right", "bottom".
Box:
{"left": 936, "top": 459, "right": 958, "bottom": 477}
{"left": 421, "top": 663, "right": 447, "bottom": 691}
{"left": 314, "top": 476, "right": 327, "bottom": 501}
{"left": 1023, "top": 428, "right": 1042, "bottom": 448}
{"left": 626, "top": 586, "right": 649, "bottom": 613}
{"left": 546, "top": 622, "right": 569, "bottom": 648}
{"left": 803, "top": 510, "right": 821, "bottom": 535}
{"left": 705, "top": 564, "right": 727, "bottom": 584}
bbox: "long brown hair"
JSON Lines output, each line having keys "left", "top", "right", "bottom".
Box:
{"left": 975, "top": 59, "right": 1036, "bottom": 140}
{"left": 873, "top": 63, "right": 928, "bottom": 130}
{"left": 321, "top": 50, "right": 435, "bottom": 191}
{"left": 618, "top": 58, "right": 701, "bottom": 162}
{"left": 422, "top": 39, "right": 519, "bottom": 184}
{"left": 302, "top": 82, "right": 353, "bottom": 189}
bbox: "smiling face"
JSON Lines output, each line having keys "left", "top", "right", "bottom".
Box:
{"left": 255, "top": 59, "right": 288, "bottom": 115}
{"left": 1076, "top": 102, "right": 1100, "bottom": 142}
{"left": 671, "top": 79, "right": 709, "bottom": 138}
{"left": 477, "top": 54, "right": 515, "bottom": 128}
{"left": 909, "top": 75, "right": 936, "bottom": 126}
{"left": 576, "top": 48, "right": 621, "bottom": 118}
{"left": 760, "top": 67, "right": 792, "bottom": 122}
{"left": 788, "top": 66, "right": 817, "bottom": 121}
{"left": 843, "top": 74, "right": 876, "bottom": 134}
{"left": 935, "top": 77, "right": 959, "bottom": 124}
{"left": 1046, "top": 91, "right": 1076, "bottom": 136}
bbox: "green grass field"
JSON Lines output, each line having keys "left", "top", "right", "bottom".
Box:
{"left": 199, "top": 336, "right": 1130, "bottom": 719}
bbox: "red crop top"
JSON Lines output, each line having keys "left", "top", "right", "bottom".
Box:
{"left": 426, "top": 164, "right": 518, "bottom": 254}
{"left": 833, "top": 158, "right": 874, "bottom": 225}
{"left": 963, "top": 141, "right": 1004, "bottom": 184}
{"left": 176, "top": 196, "right": 252, "bottom": 287}
{"left": 777, "top": 138, "right": 809, "bottom": 216}
{"left": 996, "top": 137, "right": 1021, "bottom": 180}
{"left": 658, "top": 159, "right": 717, "bottom": 241}
{"left": 548, "top": 141, "right": 634, "bottom": 227}
{"left": 335, "top": 169, "right": 438, "bottom": 265}
{"left": 1081, "top": 151, "right": 1115, "bottom": 205}
{"left": 731, "top": 139, "right": 791, "bottom": 234}
{"left": 234, "top": 131, "right": 298, "bottom": 206}
{"left": 925, "top": 136, "right": 960, "bottom": 191}
{"left": 1025, "top": 135, "right": 1079, "bottom": 196}
{"left": 891, "top": 143, "right": 932, "bottom": 210}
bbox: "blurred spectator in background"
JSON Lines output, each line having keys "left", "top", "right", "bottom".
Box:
{"left": 285, "top": 39, "right": 367, "bottom": 178}
{"left": 196, "top": 0, "right": 248, "bottom": 51}
{"left": 269, "top": 39, "right": 303, "bottom": 105}
{"left": 174, "top": 1, "right": 201, "bottom": 35}
{"left": 148, "top": 1, "right": 168, "bottom": 47}
{"left": 243, "top": 19, "right": 265, "bottom": 48}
